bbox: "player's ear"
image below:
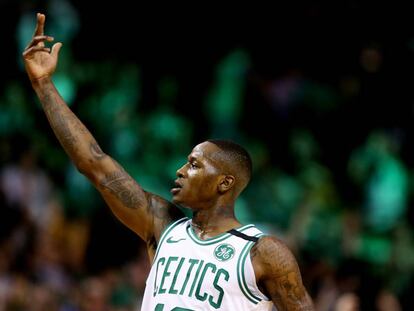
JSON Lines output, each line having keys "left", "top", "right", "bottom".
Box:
{"left": 218, "top": 175, "right": 235, "bottom": 193}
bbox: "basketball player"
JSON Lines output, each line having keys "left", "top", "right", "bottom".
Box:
{"left": 23, "top": 13, "right": 314, "bottom": 311}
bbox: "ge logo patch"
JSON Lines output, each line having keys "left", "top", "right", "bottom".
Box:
{"left": 214, "top": 243, "right": 235, "bottom": 261}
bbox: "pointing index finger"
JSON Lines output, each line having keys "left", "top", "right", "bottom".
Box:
{"left": 34, "top": 13, "right": 45, "bottom": 37}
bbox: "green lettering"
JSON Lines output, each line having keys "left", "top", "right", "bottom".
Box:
{"left": 169, "top": 257, "right": 185, "bottom": 294}
{"left": 159, "top": 257, "right": 178, "bottom": 294}
{"left": 209, "top": 268, "right": 229, "bottom": 309}
{"left": 189, "top": 260, "right": 204, "bottom": 297}
{"left": 154, "top": 257, "right": 166, "bottom": 296}
{"left": 154, "top": 303, "right": 195, "bottom": 311}
{"left": 196, "top": 263, "right": 216, "bottom": 301}
{"left": 179, "top": 259, "right": 199, "bottom": 296}
{"left": 155, "top": 303, "right": 164, "bottom": 311}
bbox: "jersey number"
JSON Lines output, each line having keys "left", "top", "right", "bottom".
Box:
{"left": 154, "top": 304, "right": 194, "bottom": 311}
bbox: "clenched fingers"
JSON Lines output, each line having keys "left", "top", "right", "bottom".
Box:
{"left": 24, "top": 35, "right": 54, "bottom": 50}
{"left": 22, "top": 46, "right": 51, "bottom": 58}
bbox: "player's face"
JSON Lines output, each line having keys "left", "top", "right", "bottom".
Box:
{"left": 171, "top": 142, "right": 223, "bottom": 209}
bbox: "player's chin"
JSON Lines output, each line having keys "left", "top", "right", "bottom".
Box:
{"left": 171, "top": 192, "right": 183, "bottom": 204}
{"left": 171, "top": 188, "right": 192, "bottom": 207}
{"left": 171, "top": 194, "right": 190, "bottom": 207}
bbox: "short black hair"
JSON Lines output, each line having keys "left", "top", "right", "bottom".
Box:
{"left": 207, "top": 139, "right": 253, "bottom": 182}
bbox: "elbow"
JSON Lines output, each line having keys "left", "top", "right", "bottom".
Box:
{"left": 75, "top": 160, "right": 90, "bottom": 177}
{"left": 76, "top": 162, "right": 88, "bottom": 176}
{"left": 75, "top": 158, "right": 96, "bottom": 178}
{"left": 75, "top": 156, "right": 107, "bottom": 184}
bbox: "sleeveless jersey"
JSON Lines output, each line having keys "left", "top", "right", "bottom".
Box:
{"left": 141, "top": 217, "right": 274, "bottom": 311}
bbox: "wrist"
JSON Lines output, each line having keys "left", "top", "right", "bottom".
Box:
{"left": 31, "top": 75, "right": 53, "bottom": 89}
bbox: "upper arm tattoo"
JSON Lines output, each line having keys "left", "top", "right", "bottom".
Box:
{"left": 254, "top": 237, "right": 314, "bottom": 311}
{"left": 274, "top": 271, "right": 312, "bottom": 310}
{"left": 100, "top": 167, "right": 146, "bottom": 209}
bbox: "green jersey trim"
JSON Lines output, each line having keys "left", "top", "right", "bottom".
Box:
{"left": 153, "top": 217, "right": 188, "bottom": 263}
{"left": 237, "top": 233, "right": 265, "bottom": 304}
{"left": 186, "top": 224, "right": 255, "bottom": 246}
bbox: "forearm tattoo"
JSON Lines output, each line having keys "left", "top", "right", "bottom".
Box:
{"left": 42, "top": 91, "right": 77, "bottom": 153}
{"left": 40, "top": 84, "right": 88, "bottom": 156}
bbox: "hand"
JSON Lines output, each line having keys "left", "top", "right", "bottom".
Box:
{"left": 22, "top": 13, "right": 63, "bottom": 82}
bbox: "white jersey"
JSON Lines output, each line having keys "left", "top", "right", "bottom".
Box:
{"left": 141, "top": 217, "right": 273, "bottom": 311}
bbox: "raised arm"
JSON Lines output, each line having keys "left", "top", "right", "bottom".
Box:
{"left": 251, "top": 236, "right": 314, "bottom": 311}
{"left": 22, "top": 13, "right": 183, "bottom": 253}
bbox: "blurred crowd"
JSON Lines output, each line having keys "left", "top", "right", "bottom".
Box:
{"left": 1, "top": 1, "right": 414, "bottom": 310}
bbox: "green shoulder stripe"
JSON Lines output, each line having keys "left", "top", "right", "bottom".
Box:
{"left": 237, "top": 233, "right": 264, "bottom": 304}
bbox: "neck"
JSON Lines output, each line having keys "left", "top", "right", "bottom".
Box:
{"left": 191, "top": 203, "right": 240, "bottom": 239}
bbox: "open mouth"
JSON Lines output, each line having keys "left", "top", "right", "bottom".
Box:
{"left": 170, "top": 180, "right": 183, "bottom": 195}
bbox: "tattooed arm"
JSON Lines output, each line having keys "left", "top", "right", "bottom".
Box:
{"left": 251, "top": 236, "right": 314, "bottom": 311}
{"left": 22, "top": 13, "right": 183, "bottom": 250}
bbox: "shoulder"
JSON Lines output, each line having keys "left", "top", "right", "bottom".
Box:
{"left": 149, "top": 194, "right": 185, "bottom": 223}
{"left": 251, "top": 235, "right": 300, "bottom": 281}
{"left": 146, "top": 194, "right": 186, "bottom": 261}
{"left": 146, "top": 194, "right": 186, "bottom": 242}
